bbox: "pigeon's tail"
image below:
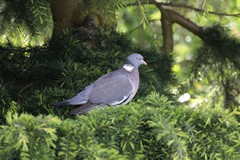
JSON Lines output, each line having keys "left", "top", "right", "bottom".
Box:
{"left": 52, "top": 93, "right": 89, "bottom": 106}
{"left": 70, "top": 103, "right": 104, "bottom": 115}
{"left": 52, "top": 100, "right": 71, "bottom": 106}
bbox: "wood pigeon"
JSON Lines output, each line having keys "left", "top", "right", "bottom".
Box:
{"left": 53, "top": 53, "right": 147, "bottom": 115}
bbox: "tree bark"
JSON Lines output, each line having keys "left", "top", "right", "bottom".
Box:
{"left": 159, "top": 5, "right": 173, "bottom": 54}
{"left": 50, "top": 0, "right": 113, "bottom": 45}
{"left": 156, "top": 4, "right": 203, "bottom": 54}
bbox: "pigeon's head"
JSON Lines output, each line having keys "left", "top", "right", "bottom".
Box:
{"left": 124, "top": 53, "right": 147, "bottom": 69}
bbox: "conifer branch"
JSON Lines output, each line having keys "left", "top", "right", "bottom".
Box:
{"left": 156, "top": 5, "right": 203, "bottom": 53}
{"left": 157, "top": 5, "right": 173, "bottom": 54}
{"left": 159, "top": 7, "right": 204, "bottom": 38}
{"left": 127, "top": 1, "right": 240, "bottom": 18}
{"left": 157, "top": 2, "right": 240, "bottom": 18}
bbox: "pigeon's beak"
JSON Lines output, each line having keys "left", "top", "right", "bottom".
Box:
{"left": 141, "top": 60, "right": 147, "bottom": 65}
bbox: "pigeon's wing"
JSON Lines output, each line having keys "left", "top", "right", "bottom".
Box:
{"left": 89, "top": 70, "right": 133, "bottom": 105}
{"left": 69, "top": 102, "right": 98, "bottom": 115}
{"left": 52, "top": 85, "right": 93, "bottom": 106}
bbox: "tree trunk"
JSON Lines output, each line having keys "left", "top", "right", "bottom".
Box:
{"left": 50, "top": 0, "right": 114, "bottom": 45}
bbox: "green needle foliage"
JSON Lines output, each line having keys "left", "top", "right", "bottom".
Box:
{"left": 0, "top": 1, "right": 240, "bottom": 159}
{"left": 191, "top": 25, "right": 240, "bottom": 111}
{"left": 1, "top": 93, "right": 240, "bottom": 160}
{"left": 0, "top": 0, "right": 52, "bottom": 45}
{"left": 0, "top": 20, "right": 239, "bottom": 159}
{"left": 0, "top": 28, "right": 175, "bottom": 121}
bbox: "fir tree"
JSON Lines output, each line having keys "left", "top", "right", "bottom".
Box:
{"left": 0, "top": 0, "right": 240, "bottom": 159}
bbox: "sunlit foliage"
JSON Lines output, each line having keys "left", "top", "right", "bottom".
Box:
{"left": 1, "top": 94, "right": 240, "bottom": 159}
{"left": 0, "top": 0, "right": 240, "bottom": 159}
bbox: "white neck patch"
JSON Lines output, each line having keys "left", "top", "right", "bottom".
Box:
{"left": 123, "top": 64, "right": 134, "bottom": 72}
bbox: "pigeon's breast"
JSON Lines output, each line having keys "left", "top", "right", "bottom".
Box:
{"left": 123, "top": 69, "right": 139, "bottom": 104}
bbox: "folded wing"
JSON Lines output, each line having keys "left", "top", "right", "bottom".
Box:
{"left": 89, "top": 70, "right": 133, "bottom": 105}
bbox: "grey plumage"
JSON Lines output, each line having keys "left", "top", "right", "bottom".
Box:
{"left": 53, "top": 53, "right": 147, "bottom": 115}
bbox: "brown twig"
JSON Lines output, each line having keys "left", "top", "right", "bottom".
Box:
{"left": 19, "top": 82, "right": 34, "bottom": 94}
{"left": 158, "top": 2, "right": 240, "bottom": 18}
{"left": 126, "top": 1, "right": 240, "bottom": 18}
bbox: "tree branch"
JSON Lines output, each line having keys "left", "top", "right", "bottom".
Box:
{"left": 156, "top": 4, "right": 204, "bottom": 53}
{"left": 158, "top": 2, "right": 240, "bottom": 18}
{"left": 127, "top": 1, "right": 240, "bottom": 18}
{"left": 158, "top": 5, "right": 173, "bottom": 54}
{"left": 164, "top": 8, "right": 204, "bottom": 38}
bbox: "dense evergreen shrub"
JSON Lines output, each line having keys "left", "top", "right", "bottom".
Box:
{"left": 0, "top": 28, "right": 175, "bottom": 118}
{"left": 1, "top": 27, "right": 239, "bottom": 160}
{"left": 1, "top": 93, "right": 240, "bottom": 159}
